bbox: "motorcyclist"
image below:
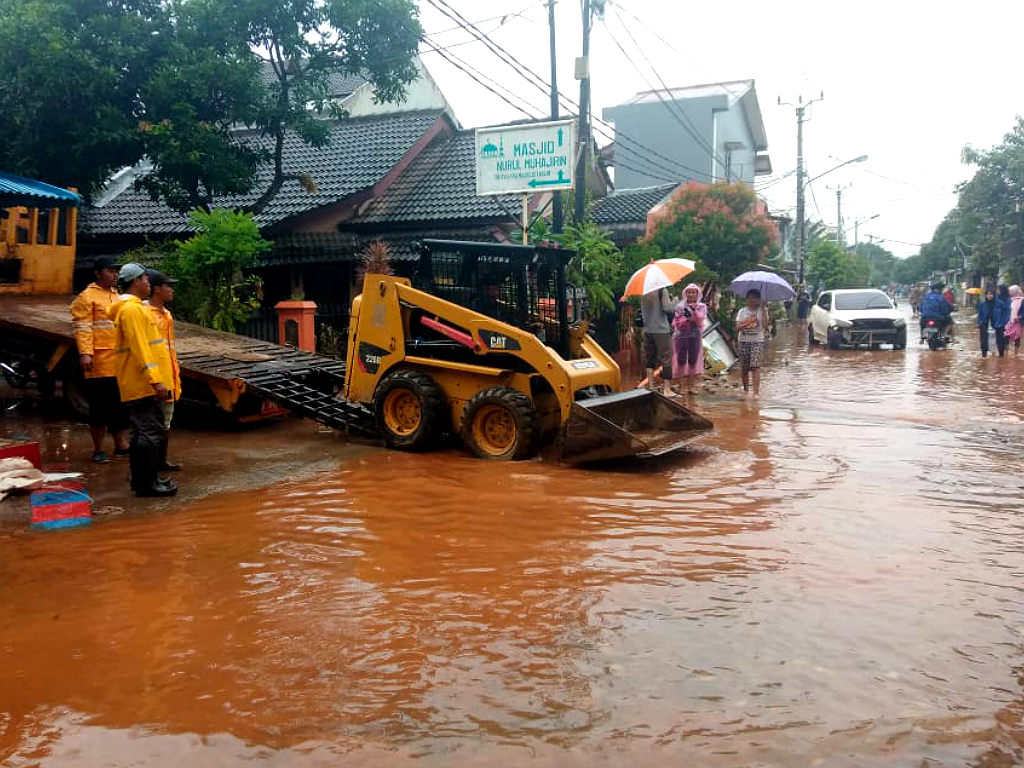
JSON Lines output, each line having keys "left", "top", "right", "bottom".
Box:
{"left": 919, "top": 282, "right": 954, "bottom": 337}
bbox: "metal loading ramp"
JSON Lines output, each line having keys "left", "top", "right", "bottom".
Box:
{"left": 0, "top": 295, "right": 379, "bottom": 438}
{"left": 240, "top": 365, "right": 378, "bottom": 438}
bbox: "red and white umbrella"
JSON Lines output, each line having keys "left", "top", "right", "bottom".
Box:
{"left": 622, "top": 258, "right": 696, "bottom": 298}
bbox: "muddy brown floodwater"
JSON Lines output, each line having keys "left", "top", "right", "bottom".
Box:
{"left": 3, "top": 316, "right": 1024, "bottom": 767}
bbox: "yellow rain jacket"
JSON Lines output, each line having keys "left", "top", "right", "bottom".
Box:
{"left": 108, "top": 295, "right": 175, "bottom": 403}
{"left": 147, "top": 303, "right": 181, "bottom": 401}
{"left": 69, "top": 282, "right": 119, "bottom": 378}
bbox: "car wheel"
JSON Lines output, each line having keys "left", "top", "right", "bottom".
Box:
{"left": 827, "top": 329, "right": 842, "bottom": 350}
{"left": 807, "top": 325, "right": 817, "bottom": 345}
{"left": 894, "top": 327, "right": 907, "bottom": 350}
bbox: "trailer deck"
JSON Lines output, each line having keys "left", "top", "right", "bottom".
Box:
{"left": 0, "top": 295, "right": 378, "bottom": 438}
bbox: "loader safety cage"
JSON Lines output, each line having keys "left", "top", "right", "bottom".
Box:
{"left": 413, "top": 239, "right": 573, "bottom": 358}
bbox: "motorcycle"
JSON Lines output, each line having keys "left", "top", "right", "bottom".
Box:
{"left": 920, "top": 318, "right": 951, "bottom": 350}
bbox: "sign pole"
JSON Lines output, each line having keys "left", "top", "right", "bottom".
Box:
{"left": 522, "top": 193, "right": 529, "bottom": 245}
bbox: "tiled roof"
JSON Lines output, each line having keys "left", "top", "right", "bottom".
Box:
{"left": 83, "top": 111, "right": 443, "bottom": 236}
{"left": 590, "top": 183, "right": 679, "bottom": 224}
{"left": 259, "top": 227, "right": 506, "bottom": 266}
{"left": 352, "top": 131, "right": 520, "bottom": 225}
{"left": 258, "top": 61, "right": 369, "bottom": 99}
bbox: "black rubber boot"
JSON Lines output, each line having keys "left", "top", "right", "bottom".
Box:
{"left": 134, "top": 444, "right": 177, "bottom": 497}
{"left": 158, "top": 431, "right": 180, "bottom": 471}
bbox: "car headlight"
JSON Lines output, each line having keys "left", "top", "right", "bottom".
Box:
{"left": 831, "top": 318, "right": 853, "bottom": 329}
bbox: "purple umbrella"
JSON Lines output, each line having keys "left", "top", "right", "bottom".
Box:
{"left": 728, "top": 270, "right": 796, "bottom": 302}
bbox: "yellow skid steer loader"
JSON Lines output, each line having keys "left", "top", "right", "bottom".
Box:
{"left": 342, "top": 240, "right": 711, "bottom": 463}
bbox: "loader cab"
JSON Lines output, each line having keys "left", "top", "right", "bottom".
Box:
{"left": 413, "top": 239, "right": 573, "bottom": 358}
{"left": 0, "top": 171, "right": 80, "bottom": 295}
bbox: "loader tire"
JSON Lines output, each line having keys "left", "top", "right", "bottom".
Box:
{"left": 373, "top": 369, "right": 445, "bottom": 451}
{"left": 461, "top": 387, "right": 537, "bottom": 461}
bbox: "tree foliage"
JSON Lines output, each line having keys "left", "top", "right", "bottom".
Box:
{"left": 807, "top": 242, "right": 870, "bottom": 290}
{"left": 163, "top": 209, "right": 272, "bottom": 332}
{"left": 549, "top": 221, "right": 622, "bottom": 314}
{"left": 853, "top": 242, "right": 898, "bottom": 287}
{"left": 956, "top": 118, "right": 1024, "bottom": 283}
{"left": 0, "top": 0, "right": 422, "bottom": 212}
{"left": 645, "top": 181, "right": 778, "bottom": 282}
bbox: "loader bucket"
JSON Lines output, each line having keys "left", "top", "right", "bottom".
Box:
{"left": 558, "top": 389, "right": 714, "bottom": 465}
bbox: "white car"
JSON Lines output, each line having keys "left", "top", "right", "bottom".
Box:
{"left": 808, "top": 289, "right": 907, "bottom": 350}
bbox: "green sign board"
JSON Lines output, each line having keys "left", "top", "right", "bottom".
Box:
{"left": 475, "top": 119, "right": 576, "bottom": 196}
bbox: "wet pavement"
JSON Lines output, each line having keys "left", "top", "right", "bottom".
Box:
{"left": 2, "top": 314, "right": 1024, "bottom": 767}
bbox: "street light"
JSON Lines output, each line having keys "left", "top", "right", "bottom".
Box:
{"left": 804, "top": 155, "right": 868, "bottom": 188}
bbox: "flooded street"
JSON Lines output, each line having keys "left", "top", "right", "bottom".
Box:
{"left": 3, "top": 319, "right": 1024, "bottom": 767}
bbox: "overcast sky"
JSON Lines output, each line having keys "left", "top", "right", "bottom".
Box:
{"left": 416, "top": 0, "right": 1024, "bottom": 258}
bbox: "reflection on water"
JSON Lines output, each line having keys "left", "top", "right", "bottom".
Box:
{"left": 2, "top": 319, "right": 1024, "bottom": 767}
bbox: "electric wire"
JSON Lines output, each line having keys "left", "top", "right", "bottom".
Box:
{"left": 422, "top": 0, "right": 706, "bottom": 183}
{"left": 420, "top": 38, "right": 537, "bottom": 119}
{"left": 605, "top": 4, "right": 727, "bottom": 175}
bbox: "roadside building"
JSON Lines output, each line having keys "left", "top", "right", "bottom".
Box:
{"left": 601, "top": 79, "right": 772, "bottom": 189}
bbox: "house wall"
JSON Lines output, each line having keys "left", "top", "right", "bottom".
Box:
{"left": 604, "top": 92, "right": 763, "bottom": 188}
{"left": 343, "top": 58, "right": 456, "bottom": 122}
{"left": 712, "top": 106, "right": 757, "bottom": 184}
{"left": 603, "top": 97, "right": 718, "bottom": 189}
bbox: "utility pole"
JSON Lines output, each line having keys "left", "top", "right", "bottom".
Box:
{"left": 573, "top": 0, "right": 591, "bottom": 227}
{"left": 548, "top": 0, "right": 563, "bottom": 233}
{"left": 828, "top": 182, "right": 851, "bottom": 246}
{"left": 779, "top": 92, "right": 824, "bottom": 287}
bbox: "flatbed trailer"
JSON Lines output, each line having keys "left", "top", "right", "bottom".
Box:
{"left": 0, "top": 295, "right": 377, "bottom": 437}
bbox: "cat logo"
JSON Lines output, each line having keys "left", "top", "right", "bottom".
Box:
{"left": 480, "top": 330, "right": 521, "bottom": 351}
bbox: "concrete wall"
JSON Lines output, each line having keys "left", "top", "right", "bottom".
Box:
{"left": 712, "top": 106, "right": 757, "bottom": 184}
{"left": 604, "top": 91, "right": 760, "bottom": 188}
{"left": 344, "top": 58, "right": 456, "bottom": 122}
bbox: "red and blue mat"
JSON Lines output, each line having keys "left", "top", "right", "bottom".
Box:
{"left": 30, "top": 481, "right": 91, "bottom": 530}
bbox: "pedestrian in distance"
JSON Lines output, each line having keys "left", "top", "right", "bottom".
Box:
{"left": 977, "top": 287, "right": 1010, "bottom": 358}
{"left": 1006, "top": 285, "right": 1024, "bottom": 355}
{"left": 145, "top": 269, "right": 182, "bottom": 472}
{"left": 796, "top": 289, "right": 811, "bottom": 320}
{"left": 108, "top": 263, "right": 178, "bottom": 497}
{"left": 735, "top": 289, "right": 769, "bottom": 397}
{"left": 672, "top": 283, "right": 707, "bottom": 396}
{"left": 69, "top": 256, "right": 131, "bottom": 463}
{"left": 640, "top": 286, "right": 676, "bottom": 396}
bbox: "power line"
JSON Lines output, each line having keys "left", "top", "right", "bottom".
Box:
{"left": 425, "top": 1, "right": 543, "bottom": 36}
{"left": 604, "top": 5, "right": 726, "bottom": 174}
{"left": 607, "top": 0, "right": 745, "bottom": 101}
{"left": 421, "top": 33, "right": 545, "bottom": 118}
{"left": 423, "top": 0, "right": 707, "bottom": 184}
{"left": 420, "top": 38, "right": 538, "bottom": 119}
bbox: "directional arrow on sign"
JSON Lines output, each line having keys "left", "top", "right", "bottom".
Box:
{"left": 557, "top": 128, "right": 563, "bottom": 147}
{"left": 527, "top": 177, "right": 569, "bottom": 188}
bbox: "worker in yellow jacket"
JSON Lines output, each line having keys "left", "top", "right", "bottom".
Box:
{"left": 109, "top": 263, "right": 177, "bottom": 497}
{"left": 69, "top": 256, "right": 130, "bottom": 463}
{"left": 145, "top": 269, "right": 182, "bottom": 472}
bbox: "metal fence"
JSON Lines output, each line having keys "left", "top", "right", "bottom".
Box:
{"left": 238, "top": 308, "right": 278, "bottom": 344}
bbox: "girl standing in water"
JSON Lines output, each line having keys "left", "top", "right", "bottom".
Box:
{"left": 1005, "top": 285, "right": 1023, "bottom": 355}
{"left": 672, "top": 283, "right": 707, "bottom": 395}
{"left": 735, "top": 289, "right": 769, "bottom": 396}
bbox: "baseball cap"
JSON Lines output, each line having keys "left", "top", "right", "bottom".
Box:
{"left": 145, "top": 269, "right": 178, "bottom": 287}
{"left": 93, "top": 256, "right": 121, "bottom": 272}
{"left": 118, "top": 262, "right": 147, "bottom": 283}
